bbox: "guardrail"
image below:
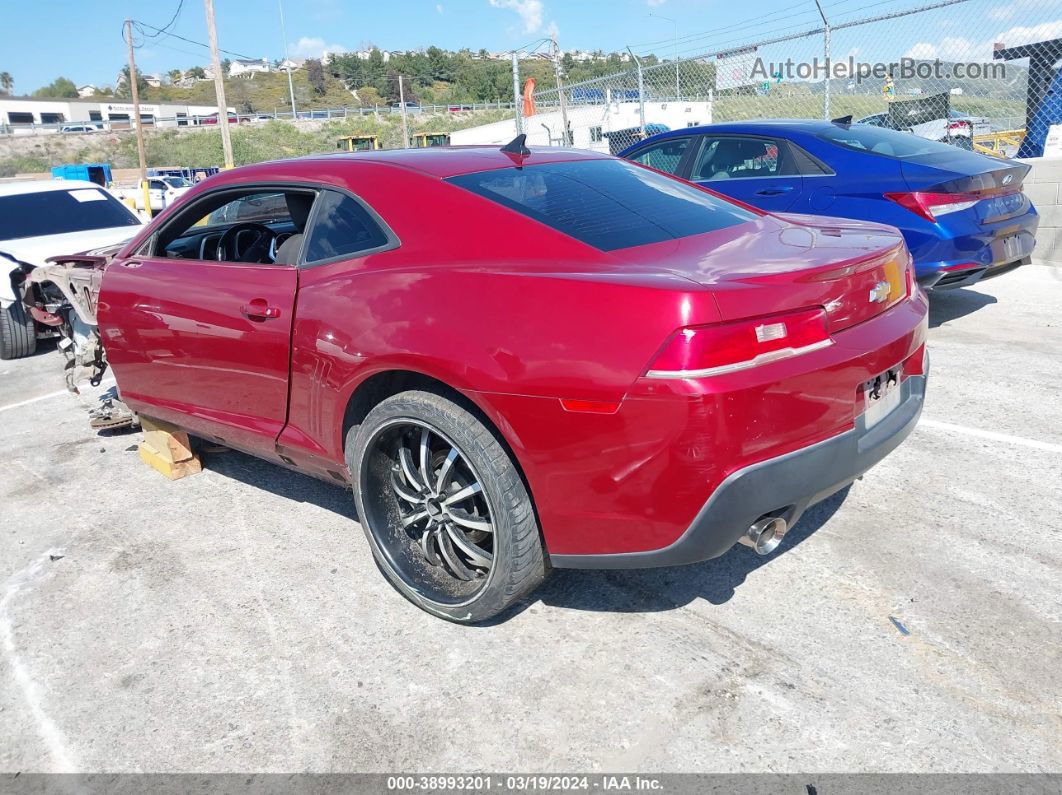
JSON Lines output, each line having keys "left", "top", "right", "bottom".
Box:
{"left": 0, "top": 100, "right": 530, "bottom": 137}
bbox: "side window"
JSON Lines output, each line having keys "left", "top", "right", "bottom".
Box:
{"left": 303, "top": 190, "right": 389, "bottom": 264}
{"left": 625, "top": 137, "right": 691, "bottom": 175}
{"left": 154, "top": 189, "right": 312, "bottom": 263}
{"left": 149, "top": 180, "right": 167, "bottom": 191}
{"left": 691, "top": 136, "right": 793, "bottom": 181}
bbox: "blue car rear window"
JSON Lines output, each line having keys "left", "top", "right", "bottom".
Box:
{"left": 447, "top": 159, "right": 756, "bottom": 251}
{"left": 820, "top": 124, "right": 960, "bottom": 158}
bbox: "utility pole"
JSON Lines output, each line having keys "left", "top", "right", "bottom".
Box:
{"left": 813, "top": 0, "right": 831, "bottom": 120}
{"left": 204, "top": 0, "right": 234, "bottom": 168}
{"left": 398, "top": 75, "right": 410, "bottom": 148}
{"left": 278, "top": 0, "right": 297, "bottom": 118}
{"left": 551, "top": 33, "right": 570, "bottom": 146}
{"left": 511, "top": 51, "right": 522, "bottom": 135}
{"left": 627, "top": 48, "right": 646, "bottom": 136}
{"left": 650, "top": 12, "right": 680, "bottom": 100}
{"left": 124, "top": 19, "right": 151, "bottom": 215}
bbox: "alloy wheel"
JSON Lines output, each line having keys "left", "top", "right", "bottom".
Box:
{"left": 362, "top": 419, "right": 496, "bottom": 602}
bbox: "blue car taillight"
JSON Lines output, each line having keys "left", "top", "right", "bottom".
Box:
{"left": 884, "top": 191, "right": 982, "bottom": 222}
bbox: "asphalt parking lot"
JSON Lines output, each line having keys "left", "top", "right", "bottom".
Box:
{"left": 1, "top": 263, "right": 1060, "bottom": 774}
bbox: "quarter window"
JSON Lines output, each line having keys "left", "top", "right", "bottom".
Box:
{"left": 304, "top": 190, "right": 389, "bottom": 263}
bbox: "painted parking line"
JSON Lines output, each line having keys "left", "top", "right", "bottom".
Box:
{"left": 919, "top": 417, "right": 1062, "bottom": 455}
{"left": 0, "top": 379, "right": 115, "bottom": 414}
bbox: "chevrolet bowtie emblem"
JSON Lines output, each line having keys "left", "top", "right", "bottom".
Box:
{"left": 869, "top": 280, "right": 891, "bottom": 303}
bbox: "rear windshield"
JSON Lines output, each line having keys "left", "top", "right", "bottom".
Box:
{"left": 0, "top": 188, "right": 140, "bottom": 241}
{"left": 447, "top": 159, "right": 756, "bottom": 251}
{"left": 820, "top": 124, "right": 960, "bottom": 158}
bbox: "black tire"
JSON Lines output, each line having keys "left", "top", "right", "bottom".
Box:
{"left": 0, "top": 300, "right": 36, "bottom": 360}
{"left": 349, "top": 390, "right": 546, "bottom": 623}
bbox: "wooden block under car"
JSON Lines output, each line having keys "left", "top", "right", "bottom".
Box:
{"left": 137, "top": 416, "right": 202, "bottom": 480}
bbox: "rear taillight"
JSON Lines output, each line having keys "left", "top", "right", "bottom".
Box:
{"left": 885, "top": 191, "right": 980, "bottom": 222}
{"left": 646, "top": 308, "right": 832, "bottom": 379}
{"left": 948, "top": 120, "right": 971, "bottom": 131}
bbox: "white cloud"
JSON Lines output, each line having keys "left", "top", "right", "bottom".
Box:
{"left": 993, "top": 19, "right": 1062, "bottom": 49}
{"left": 904, "top": 19, "right": 1062, "bottom": 62}
{"left": 488, "top": 0, "right": 544, "bottom": 34}
{"left": 647, "top": 0, "right": 668, "bottom": 6}
{"left": 904, "top": 36, "right": 976, "bottom": 61}
{"left": 546, "top": 20, "right": 559, "bottom": 39}
{"left": 288, "top": 36, "right": 347, "bottom": 58}
{"left": 989, "top": 4, "right": 1015, "bottom": 21}
{"left": 436, "top": 3, "right": 444, "bottom": 13}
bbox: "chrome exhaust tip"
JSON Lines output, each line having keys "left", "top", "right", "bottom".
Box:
{"left": 738, "top": 516, "right": 788, "bottom": 556}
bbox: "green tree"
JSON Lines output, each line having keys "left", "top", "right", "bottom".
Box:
{"left": 168, "top": 69, "right": 183, "bottom": 84}
{"left": 33, "top": 76, "right": 78, "bottom": 98}
{"left": 0, "top": 72, "right": 12, "bottom": 95}
{"left": 221, "top": 59, "right": 232, "bottom": 77}
{"left": 306, "top": 59, "right": 326, "bottom": 95}
{"left": 116, "top": 66, "right": 148, "bottom": 99}
{"left": 187, "top": 66, "right": 207, "bottom": 80}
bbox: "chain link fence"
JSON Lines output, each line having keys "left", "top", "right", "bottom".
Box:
{"left": 529, "top": 0, "right": 1061, "bottom": 158}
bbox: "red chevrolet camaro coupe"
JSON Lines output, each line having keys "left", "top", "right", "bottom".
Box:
{"left": 91, "top": 143, "right": 928, "bottom": 622}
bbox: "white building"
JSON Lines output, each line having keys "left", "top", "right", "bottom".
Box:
{"left": 450, "top": 99, "right": 713, "bottom": 153}
{"left": 277, "top": 58, "right": 304, "bottom": 71}
{"left": 353, "top": 49, "right": 390, "bottom": 62}
{"left": 229, "top": 58, "right": 271, "bottom": 77}
{"left": 77, "top": 84, "right": 98, "bottom": 98}
{"left": 0, "top": 96, "right": 236, "bottom": 133}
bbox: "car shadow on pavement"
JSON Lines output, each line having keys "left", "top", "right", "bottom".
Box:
{"left": 179, "top": 444, "right": 847, "bottom": 621}
{"left": 928, "top": 288, "right": 997, "bottom": 328}
{"left": 532, "top": 486, "right": 850, "bottom": 616}
{"left": 198, "top": 447, "right": 360, "bottom": 522}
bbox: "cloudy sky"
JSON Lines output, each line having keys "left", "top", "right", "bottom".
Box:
{"left": 1, "top": 0, "right": 1058, "bottom": 93}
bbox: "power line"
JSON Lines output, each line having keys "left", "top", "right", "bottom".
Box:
{"left": 137, "top": 0, "right": 184, "bottom": 38}
{"left": 628, "top": 2, "right": 821, "bottom": 52}
{"left": 629, "top": 0, "right": 959, "bottom": 59}
{"left": 132, "top": 19, "right": 258, "bottom": 60}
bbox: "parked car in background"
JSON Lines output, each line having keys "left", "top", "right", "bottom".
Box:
{"left": 856, "top": 109, "right": 990, "bottom": 149}
{"left": 0, "top": 180, "right": 141, "bottom": 359}
{"left": 113, "top": 177, "right": 193, "bottom": 212}
{"left": 37, "top": 144, "right": 928, "bottom": 621}
{"left": 199, "top": 112, "right": 251, "bottom": 125}
{"left": 59, "top": 124, "right": 100, "bottom": 134}
{"left": 620, "top": 120, "right": 1037, "bottom": 289}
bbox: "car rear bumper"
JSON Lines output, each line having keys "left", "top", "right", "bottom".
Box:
{"left": 551, "top": 367, "right": 927, "bottom": 570}
{"left": 913, "top": 207, "right": 1038, "bottom": 289}
{"left": 921, "top": 255, "right": 1032, "bottom": 290}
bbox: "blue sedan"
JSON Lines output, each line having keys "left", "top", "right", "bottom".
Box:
{"left": 618, "top": 119, "right": 1039, "bottom": 289}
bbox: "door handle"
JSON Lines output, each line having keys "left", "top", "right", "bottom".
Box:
{"left": 755, "top": 186, "right": 794, "bottom": 196}
{"left": 240, "top": 299, "right": 282, "bottom": 319}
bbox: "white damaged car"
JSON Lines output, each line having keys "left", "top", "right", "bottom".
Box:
{"left": 0, "top": 180, "right": 142, "bottom": 359}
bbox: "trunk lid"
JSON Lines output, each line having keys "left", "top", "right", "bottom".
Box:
{"left": 901, "top": 151, "right": 1031, "bottom": 224}
{"left": 611, "top": 213, "right": 909, "bottom": 333}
